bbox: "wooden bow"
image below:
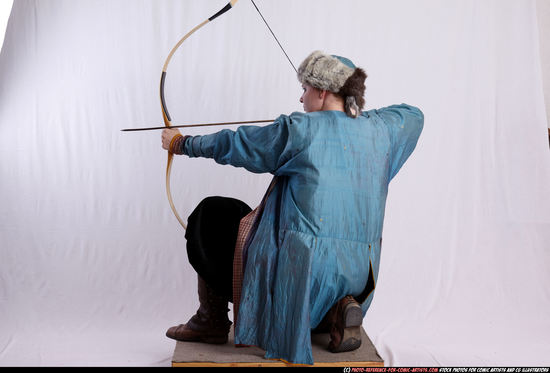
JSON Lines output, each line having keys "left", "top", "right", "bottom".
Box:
{"left": 160, "top": 0, "right": 295, "bottom": 231}
{"left": 161, "top": 1, "right": 239, "bottom": 230}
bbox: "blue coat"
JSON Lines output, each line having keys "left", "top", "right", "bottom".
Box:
{"left": 182, "top": 104, "right": 424, "bottom": 365}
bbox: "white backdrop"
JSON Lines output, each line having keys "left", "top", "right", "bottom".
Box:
{"left": 0, "top": 1, "right": 13, "bottom": 50}
{"left": 1, "top": 0, "right": 549, "bottom": 367}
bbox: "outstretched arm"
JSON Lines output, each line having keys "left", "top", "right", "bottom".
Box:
{"left": 161, "top": 113, "right": 304, "bottom": 174}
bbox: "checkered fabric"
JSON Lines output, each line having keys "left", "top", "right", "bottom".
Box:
{"left": 232, "top": 207, "right": 259, "bottom": 329}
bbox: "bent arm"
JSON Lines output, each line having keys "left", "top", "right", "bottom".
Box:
{"left": 375, "top": 104, "right": 424, "bottom": 180}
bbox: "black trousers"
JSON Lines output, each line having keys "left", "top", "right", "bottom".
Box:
{"left": 185, "top": 196, "right": 252, "bottom": 301}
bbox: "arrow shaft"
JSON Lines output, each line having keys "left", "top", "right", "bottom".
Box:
{"left": 122, "top": 119, "right": 274, "bottom": 132}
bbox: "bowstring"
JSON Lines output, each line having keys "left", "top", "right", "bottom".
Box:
{"left": 250, "top": 0, "right": 297, "bottom": 74}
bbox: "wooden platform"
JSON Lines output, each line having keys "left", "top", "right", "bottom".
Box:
{"left": 172, "top": 326, "right": 384, "bottom": 367}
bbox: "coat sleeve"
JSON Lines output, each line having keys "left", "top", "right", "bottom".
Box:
{"left": 181, "top": 113, "right": 303, "bottom": 174}
{"left": 375, "top": 104, "right": 424, "bottom": 180}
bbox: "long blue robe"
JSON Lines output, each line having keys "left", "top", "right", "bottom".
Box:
{"left": 182, "top": 104, "right": 424, "bottom": 365}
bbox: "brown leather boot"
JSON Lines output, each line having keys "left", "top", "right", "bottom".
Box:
{"left": 327, "top": 295, "right": 363, "bottom": 353}
{"left": 166, "top": 276, "right": 232, "bottom": 344}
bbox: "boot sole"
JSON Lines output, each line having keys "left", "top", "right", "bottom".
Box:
{"left": 168, "top": 333, "right": 228, "bottom": 345}
{"left": 332, "top": 326, "right": 361, "bottom": 352}
{"left": 329, "top": 301, "right": 363, "bottom": 353}
{"left": 344, "top": 302, "right": 363, "bottom": 328}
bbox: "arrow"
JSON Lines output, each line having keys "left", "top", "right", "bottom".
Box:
{"left": 121, "top": 119, "right": 274, "bottom": 132}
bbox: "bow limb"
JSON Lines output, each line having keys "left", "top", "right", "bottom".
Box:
{"left": 166, "top": 152, "right": 187, "bottom": 230}
{"left": 160, "top": 1, "right": 239, "bottom": 231}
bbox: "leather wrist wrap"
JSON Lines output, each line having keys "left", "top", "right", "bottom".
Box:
{"left": 169, "top": 134, "right": 189, "bottom": 155}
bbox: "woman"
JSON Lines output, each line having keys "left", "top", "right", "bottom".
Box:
{"left": 161, "top": 51, "right": 424, "bottom": 365}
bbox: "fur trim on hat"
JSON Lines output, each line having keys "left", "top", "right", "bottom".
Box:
{"left": 297, "top": 51, "right": 355, "bottom": 93}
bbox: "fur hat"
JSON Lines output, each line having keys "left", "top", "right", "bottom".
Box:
{"left": 297, "top": 51, "right": 367, "bottom": 118}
